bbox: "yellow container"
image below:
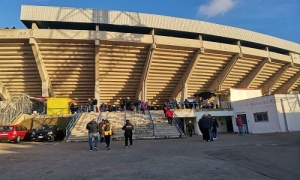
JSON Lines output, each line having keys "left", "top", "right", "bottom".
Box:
{"left": 47, "top": 98, "right": 71, "bottom": 115}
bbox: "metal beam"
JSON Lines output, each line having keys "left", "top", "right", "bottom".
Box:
{"left": 238, "top": 58, "right": 271, "bottom": 88}
{"left": 135, "top": 43, "right": 156, "bottom": 100}
{"left": 170, "top": 48, "right": 203, "bottom": 100}
{"left": 274, "top": 71, "right": 300, "bottom": 94}
{"left": 207, "top": 53, "right": 242, "bottom": 92}
{"left": 29, "top": 37, "right": 55, "bottom": 97}
{"left": 261, "top": 63, "right": 293, "bottom": 95}
{"left": 0, "top": 80, "right": 12, "bottom": 101}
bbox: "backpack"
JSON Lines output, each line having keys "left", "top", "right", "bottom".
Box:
{"left": 104, "top": 124, "right": 110, "bottom": 131}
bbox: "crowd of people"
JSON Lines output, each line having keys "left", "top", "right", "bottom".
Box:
{"left": 166, "top": 97, "right": 220, "bottom": 110}
{"left": 198, "top": 114, "right": 219, "bottom": 142}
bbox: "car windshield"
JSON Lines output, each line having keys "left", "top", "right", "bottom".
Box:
{"left": 37, "top": 125, "right": 55, "bottom": 130}
{"left": 0, "top": 126, "right": 13, "bottom": 131}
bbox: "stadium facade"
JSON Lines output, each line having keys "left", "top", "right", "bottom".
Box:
{"left": 1, "top": 5, "right": 300, "bottom": 106}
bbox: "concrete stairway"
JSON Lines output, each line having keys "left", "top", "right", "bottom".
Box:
{"left": 66, "top": 110, "right": 182, "bottom": 142}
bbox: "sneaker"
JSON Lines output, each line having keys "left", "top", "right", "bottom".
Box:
{"left": 129, "top": 145, "right": 132, "bottom": 148}
{"left": 125, "top": 146, "right": 128, "bottom": 149}
{"left": 94, "top": 147, "right": 98, "bottom": 150}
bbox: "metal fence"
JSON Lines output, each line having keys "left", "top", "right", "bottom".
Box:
{"left": 65, "top": 107, "right": 82, "bottom": 139}
{"left": 0, "top": 94, "right": 31, "bottom": 125}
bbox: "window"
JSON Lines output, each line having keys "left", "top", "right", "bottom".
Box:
{"left": 254, "top": 112, "right": 269, "bottom": 122}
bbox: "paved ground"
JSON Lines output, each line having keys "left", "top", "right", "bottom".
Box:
{"left": 0, "top": 132, "right": 300, "bottom": 180}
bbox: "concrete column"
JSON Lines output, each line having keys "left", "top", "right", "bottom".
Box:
{"left": 181, "top": 82, "right": 187, "bottom": 102}
{"left": 95, "top": 40, "right": 100, "bottom": 105}
{"left": 141, "top": 81, "right": 147, "bottom": 101}
{"left": 95, "top": 25, "right": 99, "bottom": 31}
{"left": 32, "top": 22, "right": 39, "bottom": 29}
{"left": 42, "top": 81, "right": 49, "bottom": 97}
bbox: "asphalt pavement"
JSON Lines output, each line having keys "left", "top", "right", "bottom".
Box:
{"left": 0, "top": 132, "right": 300, "bottom": 180}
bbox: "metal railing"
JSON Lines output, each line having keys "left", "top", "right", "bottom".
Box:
{"left": 148, "top": 110, "right": 155, "bottom": 136}
{"left": 65, "top": 107, "right": 82, "bottom": 139}
{"left": 165, "top": 101, "right": 232, "bottom": 110}
{"left": 0, "top": 94, "right": 31, "bottom": 125}
{"left": 35, "top": 107, "right": 46, "bottom": 126}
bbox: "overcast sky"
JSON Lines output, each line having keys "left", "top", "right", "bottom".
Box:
{"left": 1, "top": 0, "right": 299, "bottom": 44}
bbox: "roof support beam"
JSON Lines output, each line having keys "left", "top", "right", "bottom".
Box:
{"left": 170, "top": 48, "right": 204, "bottom": 100}
{"left": 29, "top": 37, "right": 55, "bottom": 97}
{"left": 238, "top": 58, "right": 271, "bottom": 88}
{"left": 207, "top": 53, "right": 242, "bottom": 92}
{"left": 274, "top": 71, "right": 300, "bottom": 94}
{"left": 170, "top": 35, "right": 204, "bottom": 100}
{"left": 95, "top": 40, "right": 100, "bottom": 105}
{"left": 0, "top": 80, "right": 12, "bottom": 102}
{"left": 136, "top": 30, "right": 156, "bottom": 101}
{"left": 261, "top": 63, "right": 293, "bottom": 95}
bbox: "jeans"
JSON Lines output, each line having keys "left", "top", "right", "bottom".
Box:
{"left": 88, "top": 133, "right": 98, "bottom": 150}
{"left": 209, "top": 128, "right": 214, "bottom": 141}
{"left": 188, "top": 129, "right": 193, "bottom": 137}
{"left": 135, "top": 105, "right": 140, "bottom": 112}
{"left": 125, "top": 134, "right": 133, "bottom": 146}
{"left": 238, "top": 126, "right": 244, "bottom": 135}
{"left": 212, "top": 131, "right": 217, "bottom": 138}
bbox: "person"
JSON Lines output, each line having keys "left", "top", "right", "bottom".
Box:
{"left": 198, "top": 114, "right": 211, "bottom": 142}
{"left": 163, "top": 104, "right": 168, "bottom": 117}
{"left": 147, "top": 99, "right": 152, "bottom": 110}
{"left": 236, "top": 116, "right": 244, "bottom": 135}
{"left": 92, "top": 98, "right": 98, "bottom": 112}
{"left": 212, "top": 117, "right": 219, "bottom": 139}
{"left": 141, "top": 101, "right": 147, "bottom": 114}
{"left": 186, "top": 121, "right": 194, "bottom": 137}
{"left": 86, "top": 118, "right": 99, "bottom": 151}
{"left": 134, "top": 98, "right": 141, "bottom": 113}
{"left": 207, "top": 114, "right": 214, "bottom": 141}
{"left": 98, "top": 119, "right": 106, "bottom": 143}
{"left": 102, "top": 119, "right": 113, "bottom": 150}
{"left": 126, "top": 97, "right": 131, "bottom": 111}
{"left": 165, "top": 109, "right": 174, "bottom": 125}
{"left": 122, "top": 120, "right": 134, "bottom": 148}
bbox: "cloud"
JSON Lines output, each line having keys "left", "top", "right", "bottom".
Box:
{"left": 198, "top": 0, "right": 237, "bottom": 17}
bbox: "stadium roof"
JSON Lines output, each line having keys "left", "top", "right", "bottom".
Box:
{"left": 20, "top": 5, "right": 300, "bottom": 54}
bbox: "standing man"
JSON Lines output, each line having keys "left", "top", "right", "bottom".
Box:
{"left": 198, "top": 114, "right": 211, "bottom": 142}
{"left": 122, "top": 120, "right": 134, "bottom": 148}
{"left": 208, "top": 114, "right": 214, "bottom": 141}
{"left": 134, "top": 98, "right": 141, "bottom": 113}
{"left": 236, "top": 116, "right": 244, "bottom": 135}
{"left": 126, "top": 97, "right": 131, "bottom": 111}
{"left": 86, "top": 118, "right": 99, "bottom": 151}
{"left": 165, "top": 109, "right": 174, "bottom": 125}
{"left": 92, "top": 98, "right": 98, "bottom": 112}
{"left": 186, "top": 121, "right": 194, "bottom": 137}
{"left": 102, "top": 120, "right": 113, "bottom": 150}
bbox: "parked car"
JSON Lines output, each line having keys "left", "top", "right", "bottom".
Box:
{"left": 0, "top": 125, "right": 31, "bottom": 143}
{"left": 31, "top": 124, "right": 64, "bottom": 142}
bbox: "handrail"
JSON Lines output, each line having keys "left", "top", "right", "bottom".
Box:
{"left": 35, "top": 107, "right": 46, "bottom": 126}
{"left": 65, "top": 107, "right": 82, "bottom": 140}
{"left": 148, "top": 110, "right": 155, "bottom": 136}
{"left": 0, "top": 94, "right": 31, "bottom": 125}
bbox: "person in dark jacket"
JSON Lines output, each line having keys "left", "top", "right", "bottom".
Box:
{"left": 98, "top": 119, "right": 106, "bottom": 143}
{"left": 86, "top": 118, "right": 99, "bottom": 151}
{"left": 208, "top": 114, "right": 214, "bottom": 141}
{"left": 212, "top": 117, "right": 219, "bottom": 139}
{"left": 198, "top": 114, "right": 211, "bottom": 142}
{"left": 186, "top": 121, "right": 194, "bottom": 137}
{"left": 122, "top": 120, "right": 134, "bottom": 148}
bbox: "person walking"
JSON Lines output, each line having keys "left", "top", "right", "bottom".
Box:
{"left": 122, "top": 120, "right": 134, "bottom": 148}
{"left": 86, "top": 118, "right": 99, "bottom": 151}
{"left": 236, "top": 116, "right": 244, "bottom": 135}
{"left": 198, "top": 114, "right": 211, "bottom": 142}
{"left": 186, "top": 121, "right": 194, "bottom": 137}
{"left": 165, "top": 109, "right": 174, "bottom": 125}
{"left": 102, "top": 120, "right": 113, "bottom": 150}
{"left": 208, "top": 114, "right": 214, "bottom": 141}
{"left": 212, "top": 117, "right": 219, "bottom": 139}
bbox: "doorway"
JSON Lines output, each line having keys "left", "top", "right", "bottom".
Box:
{"left": 225, "top": 116, "right": 234, "bottom": 132}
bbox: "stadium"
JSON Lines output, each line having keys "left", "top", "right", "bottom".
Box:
{"left": 0, "top": 5, "right": 299, "bottom": 106}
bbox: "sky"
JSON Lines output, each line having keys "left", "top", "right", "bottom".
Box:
{"left": 0, "top": 0, "right": 300, "bottom": 44}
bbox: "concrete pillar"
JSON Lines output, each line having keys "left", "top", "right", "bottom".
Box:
{"left": 95, "top": 25, "right": 99, "bottom": 31}
{"left": 141, "top": 81, "right": 147, "bottom": 101}
{"left": 32, "top": 22, "right": 39, "bottom": 29}
{"left": 181, "top": 82, "right": 187, "bottom": 102}
{"left": 42, "top": 81, "right": 49, "bottom": 97}
{"left": 94, "top": 40, "right": 100, "bottom": 105}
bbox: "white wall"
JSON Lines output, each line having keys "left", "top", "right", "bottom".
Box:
{"left": 230, "top": 88, "right": 262, "bottom": 102}
{"left": 274, "top": 94, "right": 300, "bottom": 132}
{"left": 232, "top": 95, "right": 281, "bottom": 133}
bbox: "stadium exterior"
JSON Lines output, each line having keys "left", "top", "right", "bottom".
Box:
{"left": 1, "top": 5, "right": 300, "bottom": 107}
